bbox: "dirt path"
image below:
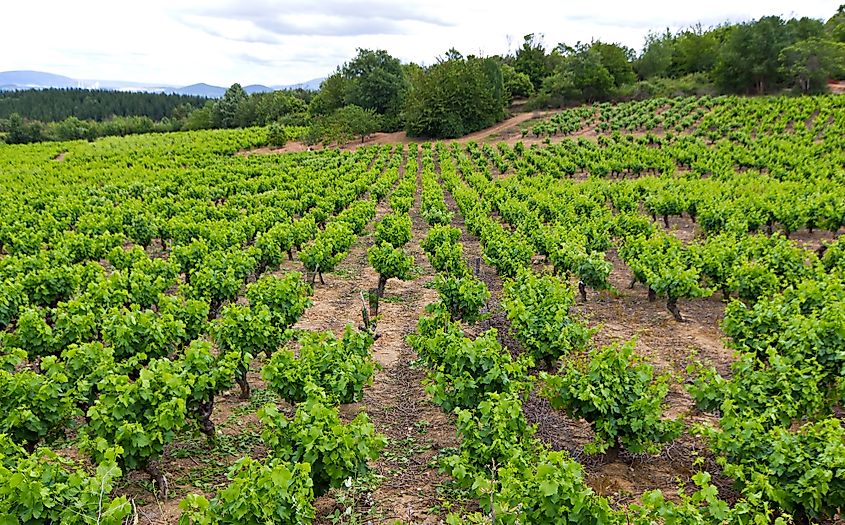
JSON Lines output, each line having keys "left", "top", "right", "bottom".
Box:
{"left": 239, "top": 110, "right": 555, "bottom": 157}
{"left": 284, "top": 147, "right": 457, "bottom": 523}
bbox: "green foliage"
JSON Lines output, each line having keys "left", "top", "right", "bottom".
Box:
{"left": 213, "top": 303, "right": 273, "bottom": 364}
{"left": 428, "top": 241, "right": 468, "bottom": 276}
{"left": 636, "top": 30, "right": 675, "bottom": 80}
{"left": 261, "top": 326, "right": 376, "bottom": 404}
{"left": 479, "top": 223, "right": 532, "bottom": 278}
{"left": 687, "top": 351, "right": 835, "bottom": 426}
{"left": 309, "top": 49, "right": 407, "bottom": 130}
{"left": 0, "top": 363, "right": 76, "bottom": 447}
{"left": 267, "top": 122, "right": 290, "bottom": 148}
{"left": 246, "top": 273, "right": 312, "bottom": 333}
{"left": 9, "top": 307, "right": 58, "bottom": 357}
{"left": 449, "top": 450, "right": 616, "bottom": 525}
{"left": 214, "top": 84, "right": 249, "bottom": 129}
{"left": 502, "top": 64, "right": 535, "bottom": 100}
{"left": 721, "top": 274, "right": 845, "bottom": 383}
{"left": 704, "top": 415, "right": 845, "bottom": 520}
{"left": 591, "top": 41, "right": 636, "bottom": 87}
{"left": 421, "top": 225, "right": 462, "bottom": 255}
{"left": 57, "top": 342, "right": 117, "bottom": 406}
{"left": 185, "top": 248, "right": 257, "bottom": 306}
{"left": 101, "top": 306, "right": 187, "bottom": 361}
{"left": 258, "top": 392, "right": 386, "bottom": 496}
{"left": 542, "top": 341, "right": 682, "bottom": 456}
{"left": 321, "top": 105, "right": 381, "bottom": 144}
{"left": 178, "top": 458, "right": 315, "bottom": 525}
{"left": 0, "top": 88, "right": 206, "bottom": 123}
{"left": 0, "top": 444, "right": 131, "bottom": 525}
{"left": 503, "top": 270, "right": 592, "bottom": 364}
{"left": 432, "top": 273, "right": 490, "bottom": 323}
{"left": 714, "top": 17, "right": 797, "bottom": 94}
{"left": 180, "top": 340, "right": 240, "bottom": 432}
{"left": 368, "top": 241, "right": 414, "bottom": 294}
{"left": 81, "top": 358, "right": 190, "bottom": 471}
{"left": 341, "top": 49, "right": 408, "bottom": 126}
{"left": 374, "top": 213, "right": 412, "bottom": 248}
{"left": 404, "top": 54, "right": 507, "bottom": 138}
{"left": 299, "top": 222, "right": 354, "bottom": 280}
{"left": 628, "top": 471, "right": 789, "bottom": 525}
{"left": 514, "top": 34, "right": 551, "bottom": 90}
{"left": 537, "top": 45, "right": 616, "bottom": 106}
{"left": 424, "top": 327, "right": 533, "bottom": 412}
{"left": 441, "top": 391, "right": 537, "bottom": 484}
{"left": 780, "top": 38, "right": 845, "bottom": 93}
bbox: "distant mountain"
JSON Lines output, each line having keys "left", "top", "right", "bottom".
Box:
{"left": 278, "top": 78, "right": 324, "bottom": 91}
{"left": 244, "top": 84, "right": 274, "bottom": 94}
{"left": 171, "top": 83, "right": 227, "bottom": 98}
{"left": 0, "top": 70, "right": 325, "bottom": 97}
{"left": 0, "top": 70, "right": 79, "bottom": 89}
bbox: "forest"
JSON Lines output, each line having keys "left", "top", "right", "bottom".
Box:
{"left": 0, "top": 7, "right": 843, "bottom": 145}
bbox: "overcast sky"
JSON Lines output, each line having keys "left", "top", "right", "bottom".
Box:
{"left": 1, "top": 0, "right": 838, "bottom": 87}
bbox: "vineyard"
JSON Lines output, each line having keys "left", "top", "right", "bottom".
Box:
{"left": 1, "top": 94, "right": 845, "bottom": 524}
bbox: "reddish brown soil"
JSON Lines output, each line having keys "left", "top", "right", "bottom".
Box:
{"left": 238, "top": 110, "right": 556, "bottom": 157}
{"left": 440, "top": 163, "right": 739, "bottom": 509}
{"left": 290, "top": 163, "right": 456, "bottom": 523}
{"left": 83, "top": 103, "right": 845, "bottom": 522}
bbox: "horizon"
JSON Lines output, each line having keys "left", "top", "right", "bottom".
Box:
{"left": 1, "top": 0, "right": 837, "bottom": 87}
{"left": 0, "top": 70, "right": 324, "bottom": 91}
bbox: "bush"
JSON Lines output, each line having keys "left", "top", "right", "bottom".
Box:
{"left": 267, "top": 122, "right": 289, "bottom": 148}
{"left": 432, "top": 273, "right": 489, "bottom": 323}
{"left": 704, "top": 415, "right": 845, "bottom": 521}
{"left": 368, "top": 241, "right": 414, "bottom": 297}
{"left": 541, "top": 341, "right": 682, "bottom": 458}
{"left": 258, "top": 391, "right": 385, "bottom": 495}
{"left": 503, "top": 269, "right": 591, "bottom": 365}
{"left": 261, "top": 326, "right": 376, "bottom": 404}
{"left": 404, "top": 55, "right": 507, "bottom": 138}
{"left": 178, "top": 457, "right": 315, "bottom": 525}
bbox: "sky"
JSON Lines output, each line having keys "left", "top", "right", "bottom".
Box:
{"left": 1, "top": 0, "right": 838, "bottom": 87}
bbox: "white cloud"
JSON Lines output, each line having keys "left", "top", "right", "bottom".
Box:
{"left": 0, "top": 0, "right": 837, "bottom": 87}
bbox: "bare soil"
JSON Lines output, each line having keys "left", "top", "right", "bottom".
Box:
{"left": 238, "top": 110, "right": 556, "bottom": 157}
{"left": 440, "top": 161, "right": 740, "bottom": 509}
{"left": 106, "top": 102, "right": 845, "bottom": 521}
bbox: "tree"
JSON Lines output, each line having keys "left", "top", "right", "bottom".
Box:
{"left": 267, "top": 122, "right": 289, "bottom": 147}
{"left": 308, "top": 73, "right": 346, "bottom": 117}
{"left": 780, "top": 38, "right": 845, "bottom": 93}
{"left": 540, "top": 45, "right": 615, "bottom": 104}
{"left": 255, "top": 91, "right": 308, "bottom": 125}
{"left": 184, "top": 103, "right": 215, "bottom": 130}
{"left": 714, "top": 17, "right": 793, "bottom": 94}
{"left": 502, "top": 64, "right": 534, "bottom": 100}
{"left": 327, "top": 105, "right": 380, "bottom": 143}
{"left": 670, "top": 25, "right": 720, "bottom": 76}
{"left": 786, "top": 16, "right": 826, "bottom": 41}
{"left": 214, "top": 84, "right": 248, "bottom": 128}
{"left": 636, "top": 30, "right": 675, "bottom": 79}
{"left": 404, "top": 53, "right": 507, "bottom": 138}
{"left": 53, "top": 116, "right": 96, "bottom": 141}
{"left": 514, "top": 34, "right": 550, "bottom": 90}
{"left": 340, "top": 49, "right": 408, "bottom": 130}
{"left": 591, "top": 41, "right": 636, "bottom": 87}
{"left": 5, "top": 113, "right": 44, "bottom": 144}
{"left": 826, "top": 5, "right": 845, "bottom": 43}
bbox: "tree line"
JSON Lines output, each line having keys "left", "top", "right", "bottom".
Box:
{"left": 0, "top": 88, "right": 207, "bottom": 121}
{"left": 2, "top": 7, "right": 843, "bottom": 145}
